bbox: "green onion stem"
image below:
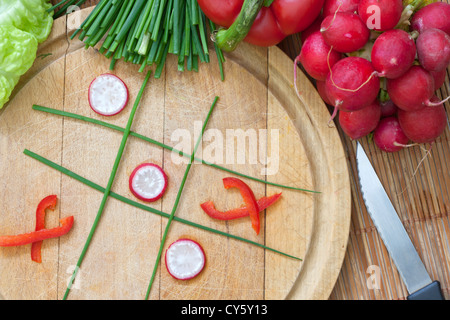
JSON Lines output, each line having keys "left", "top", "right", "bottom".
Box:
{"left": 62, "top": 70, "right": 152, "bottom": 300}
{"left": 31, "top": 104, "right": 319, "bottom": 193}
{"left": 23, "top": 148, "right": 302, "bottom": 261}
{"left": 69, "top": 0, "right": 225, "bottom": 80}
{"left": 144, "top": 96, "right": 218, "bottom": 299}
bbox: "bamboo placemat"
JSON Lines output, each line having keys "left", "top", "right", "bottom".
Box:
{"left": 56, "top": 0, "right": 450, "bottom": 300}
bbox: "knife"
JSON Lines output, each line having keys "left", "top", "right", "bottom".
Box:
{"left": 356, "top": 142, "right": 445, "bottom": 300}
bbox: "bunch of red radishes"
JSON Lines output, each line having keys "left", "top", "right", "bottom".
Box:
{"left": 297, "top": 0, "right": 450, "bottom": 152}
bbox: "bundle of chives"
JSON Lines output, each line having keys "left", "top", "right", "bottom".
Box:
{"left": 69, "top": 0, "right": 225, "bottom": 80}
{"left": 47, "top": 0, "right": 89, "bottom": 19}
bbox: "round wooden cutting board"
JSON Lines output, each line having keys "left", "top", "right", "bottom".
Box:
{"left": 0, "top": 8, "right": 351, "bottom": 300}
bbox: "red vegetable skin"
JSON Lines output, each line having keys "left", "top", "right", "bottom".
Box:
{"left": 358, "top": 0, "right": 403, "bottom": 32}
{"left": 197, "top": 0, "right": 324, "bottom": 47}
{"left": 386, "top": 66, "right": 436, "bottom": 111}
{"left": 0, "top": 216, "right": 74, "bottom": 247}
{"left": 397, "top": 96, "right": 447, "bottom": 144}
{"left": 301, "top": 14, "right": 323, "bottom": 43}
{"left": 316, "top": 80, "right": 333, "bottom": 105}
{"left": 200, "top": 193, "right": 282, "bottom": 221}
{"left": 339, "top": 100, "right": 382, "bottom": 140}
{"left": 31, "top": 195, "right": 57, "bottom": 263}
{"left": 374, "top": 116, "right": 409, "bottom": 153}
{"left": 416, "top": 28, "right": 450, "bottom": 73}
{"left": 430, "top": 69, "right": 447, "bottom": 91}
{"left": 380, "top": 100, "right": 398, "bottom": 118}
{"left": 323, "top": 0, "right": 360, "bottom": 17}
{"left": 222, "top": 177, "right": 260, "bottom": 235}
{"left": 371, "top": 29, "right": 417, "bottom": 79}
{"left": 298, "top": 31, "right": 342, "bottom": 81}
{"left": 320, "top": 12, "right": 370, "bottom": 53}
{"left": 410, "top": 2, "right": 450, "bottom": 35}
{"left": 326, "top": 57, "right": 380, "bottom": 113}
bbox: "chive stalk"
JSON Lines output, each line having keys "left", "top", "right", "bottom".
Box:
{"left": 31, "top": 104, "right": 319, "bottom": 193}
{"left": 23, "top": 148, "right": 302, "bottom": 262}
{"left": 62, "top": 70, "right": 152, "bottom": 300}
{"left": 145, "top": 96, "right": 218, "bottom": 300}
{"left": 64, "top": 0, "right": 225, "bottom": 80}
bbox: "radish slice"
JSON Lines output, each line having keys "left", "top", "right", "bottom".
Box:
{"left": 165, "top": 239, "right": 206, "bottom": 280}
{"left": 129, "top": 163, "right": 168, "bottom": 202}
{"left": 88, "top": 73, "right": 129, "bottom": 116}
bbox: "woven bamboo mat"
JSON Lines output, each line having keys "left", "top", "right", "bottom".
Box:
{"left": 60, "top": 0, "right": 449, "bottom": 300}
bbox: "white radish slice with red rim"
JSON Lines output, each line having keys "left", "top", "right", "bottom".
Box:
{"left": 88, "top": 73, "right": 129, "bottom": 116}
{"left": 165, "top": 239, "right": 206, "bottom": 280}
{"left": 129, "top": 163, "right": 168, "bottom": 202}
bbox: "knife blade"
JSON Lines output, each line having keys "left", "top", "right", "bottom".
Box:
{"left": 356, "top": 142, "right": 444, "bottom": 300}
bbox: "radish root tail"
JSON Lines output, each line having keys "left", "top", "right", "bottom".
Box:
{"left": 327, "top": 46, "right": 378, "bottom": 93}
{"left": 320, "top": 1, "right": 343, "bottom": 32}
{"left": 397, "top": 142, "right": 433, "bottom": 196}
{"left": 427, "top": 96, "right": 450, "bottom": 107}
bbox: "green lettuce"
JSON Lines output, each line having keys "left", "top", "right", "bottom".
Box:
{"left": 0, "top": 0, "right": 53, "bottom": 109}
{"left": 0, "top": 0, "right": 53, "bottom": 43}
{"left": 0, "top": 25, "right": 39, "bottom": 107}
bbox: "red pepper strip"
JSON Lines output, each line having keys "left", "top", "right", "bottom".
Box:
{"left": 31, "top": 195, "right": 57, "bottom": 263}
{"left": 201, "top": 193, "right": 282, "bottom": 221}
{"left": 222, "top": 177, "right": 261, "bottom": 235}
{"left": 0, "top": 216, "right": 74, "bottom": 247}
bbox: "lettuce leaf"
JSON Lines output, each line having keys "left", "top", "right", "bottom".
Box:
{"left": 0, "top": 0, "right": 53, "bottom": 44}
{"left": 0, "top": 0, "right": 53, "bottom": 109}
{"left": 0, "top": 25, "right": 38, "bottom": 108}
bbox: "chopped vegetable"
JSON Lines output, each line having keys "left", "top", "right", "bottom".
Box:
{"left": 200, "top": 193, "right": 281, "bottom": 221}
{"left": 165, "top": 239, "right": 206, "bottom": 280}
{"left": 129, "top": 163, "right": 168, "bottom": 202}
{"left": 31, "top": 195, "right": 57, "bottom": 263}
{"left": 0, "top": 216, "right": 74, "bottom": 247}
{"left": 222, "top": 177, "right": 260, "bottom": 235}
{"left": 88, "top": 73, "right": 129, "bottom": 116}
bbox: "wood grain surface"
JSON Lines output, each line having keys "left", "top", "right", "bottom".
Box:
{"left": 0, "top": 6, "right": 351, "bottom": 300}
{"left": 3, "top": 0, "right": 450, "bottom": 301}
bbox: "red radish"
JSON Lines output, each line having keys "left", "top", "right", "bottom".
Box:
{"left": 397, "top": 96, "right": 447, "bottom": 144}
{"left": 374, "top": 116, "right": 409, "bottom": 152}
{"left": 301, "top": 14, "right": 323, "bottom": 43}
{"left": 410, "top": 2, "right": 450, "bottom": 35}
{"left": 316, "top": 80, "right": 333, "bottom": 105}
{"left": 165, "top": 239, "right": 206, "bottom": 280}
{"left": 416, "top": 28, "right": 450, "bottom": 72}
{"left": 371, "top": 29, "right": 416, "bottom": 79}
{"left": 339, "top": 99, "right": 381, "bottom": 140}
{"left": 386, "top": 66, "right": 436, "bottom": 111}
{"left": 325, "top": 57, "right": 380, "bottom": 116}
{"left": 320, "top": 12, "right": 370, "bottom": 53}
{"left": 323, "top": 0, "right": 360, "bottom": 17}
{"left": 358, "top": 0, "right": 403, "bottom": 32}
{"left": 380, "top": 100, "right": 398, "bottom": 118}
{"left": 129, "top": 163, "right": 168, "bottom": 202}
{"left": 297, "top": 31, "right": 341, "bottom": 81}
{"left": 88, "top": 74, "right": 129, "bottom": 116}
{"left": 431, "top": 69, "right": 447, "bottom": 91}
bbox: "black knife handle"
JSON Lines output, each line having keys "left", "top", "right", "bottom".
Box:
{"left": 407, "top": 281, "right": 445, "bottom": 300}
